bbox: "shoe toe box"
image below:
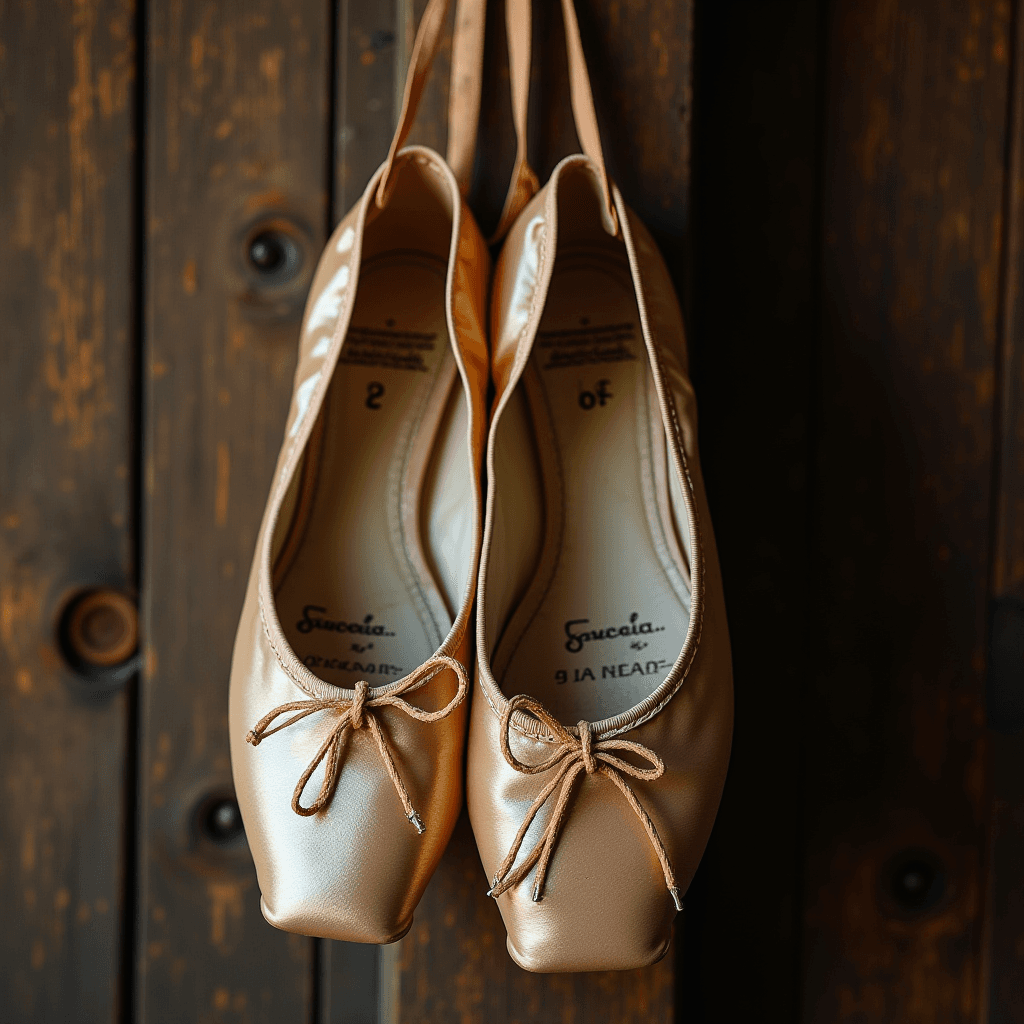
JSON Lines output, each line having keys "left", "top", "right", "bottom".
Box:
{"left": 229, "top": 598, "right": 464, "bottom": 943}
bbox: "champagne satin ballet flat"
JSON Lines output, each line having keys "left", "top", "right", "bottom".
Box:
{"left": 467, "top": 0, "right": 734, "bottom": 973}
{"left": 228, "top": 0, "right": 489, "bottom": 943}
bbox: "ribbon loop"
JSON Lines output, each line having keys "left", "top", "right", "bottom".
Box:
{"left": 488, "top": 694, "right": 681, "bottom": 909}
{"left": 246, "top": 655, "right": 468, "bottom": 828}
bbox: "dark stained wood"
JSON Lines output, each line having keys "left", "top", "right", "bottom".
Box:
{"left": 569, "top": 0, "right": 693, "bottom": 241}
{"left": 0, "top": 0, "right": 136, "bottom": 1019}
{"left": 405, "top": 0, "right": 451, "bottom": 158}
{"left": 470, "top": 0, "right": 519, "bottom": 232}
{"left": 320, "top": 937, "right": 379, "bottom": 1024}
{"left": 802, "top": 1, "right": 1010, "bottom": 1019}
{"left": 986, "top": 735, "right": 1024, "bottom": 1024}
{"left": 686, "top": 2, "right": 823, "bottom": 1019}
{"left": 985, "top": 0, "right": 1024, "bottom": 1018}
{"left": 137, "top": 1, "right": 330, "bottom": 1018}
{"left": 6, "top": 0, "right": 1024, "bottom": 1018}
{"left": 336, "top": 0, "right": 400, "bottom": 214}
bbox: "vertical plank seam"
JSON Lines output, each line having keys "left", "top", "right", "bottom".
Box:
{"left": 979, "top": 0, "right": 1024, "bottom": 1017}
{"left": 796, "top": 0, "right": 841, "bottom": 1019}
{"left": 122, "top": 0, "right": 149, "bottom": 1017}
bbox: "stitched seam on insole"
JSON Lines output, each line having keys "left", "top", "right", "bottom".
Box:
{"left": 641, "top": 369, "right": 691, "bottom": 609}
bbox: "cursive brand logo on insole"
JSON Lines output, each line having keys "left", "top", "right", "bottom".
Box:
{"left": 564, "top": 612, "right": 665, "bottom": 654}
{"left": 295, "top": 608, "right": 396, "bottom": 638}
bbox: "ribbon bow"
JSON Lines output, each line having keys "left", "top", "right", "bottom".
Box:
{"left": 488, "top": 694, "right": 683, "bottom": 910}
{"left": 246, "top": 655, "right": 468, "bottom": 830}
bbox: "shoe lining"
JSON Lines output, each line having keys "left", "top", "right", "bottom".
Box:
{"left": 493, "top": 248, "right": 692, "bottom": 724}
{"left": 273, "top": 252, "right": 457, "bottom": 688}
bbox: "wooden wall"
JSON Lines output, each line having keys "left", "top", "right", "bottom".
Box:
{"left": 1, "top": 0, "right": 1021, "bottom": 1021}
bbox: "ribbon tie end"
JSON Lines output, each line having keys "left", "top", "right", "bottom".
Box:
{"left": 488, "top": 694, "right": 681, "bottom": 911}
{"left": 244, "top": 655, "right": 468, "bottom": 824}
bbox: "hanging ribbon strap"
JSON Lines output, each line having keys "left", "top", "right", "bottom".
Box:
{"left": 491, "top": 0, "right": 617, "bottom": 239}
{"left": 246, "top": 655, "right": 468, "bottom": 830}
{"left": 488, "top": 694, "right": 683, "bottom": 909}
{"left": 490, "top": 0, "right": 540, "bottom": 241}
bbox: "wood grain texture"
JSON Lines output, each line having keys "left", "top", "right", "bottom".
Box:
{"left": 138, "top": 1, "right": 329, "bottom": 1019}
{"left": 0, "top": 0, "right": 136, "bottom": 1019}
{"left": 991, "top": 0, "right": 1024, "bottom": 617}
{"left": 6, "top": 0, "right": 1023, "bottom": 1018}
{"left": 336, "top": 0, "right": 400, "bottom": 214}
{"left": 985, "top": 0, "right": 1024, "bottom": 1018}
{"left": 532, "top": 0, "right": 693, "bottom": 239}
{"left": 802, "top": 1, "right": 1010, "bottom": 1019}
{"left": 685, "top": 2, "right": 822, "bottom": 1019}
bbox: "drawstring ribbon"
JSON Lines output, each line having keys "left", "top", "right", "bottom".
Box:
{"left": 488, "top": 694, "right": 683, "bottom": 909}
{"left": 246, "top": 655, "right": 468, "bottom": 830}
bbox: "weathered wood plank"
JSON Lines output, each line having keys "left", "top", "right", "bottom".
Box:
{"left": 529, "top": 0, "right": 692, "bottom": 239}
{"left": 403, "top": 0, "right": 450, "bottom": 157}
{"left": 685, "top": 1, "right": 822, "bottom": 1018}
{"left": 336, "top": 0, "right": 400, "bottom": 214}
{"left": 138, "top": 1, "right": 330, "bottom": 1018}
{"left": 0, "top": 0, "right": 136, "bottom": 1019}
{"left": 802, "top": 1, "right": 1010, "bottom": 1019}
{"left": 984, "top": 0, "right": 1024, "bottom": 1016}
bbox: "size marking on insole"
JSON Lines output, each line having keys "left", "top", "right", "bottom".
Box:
{"left": 339, "top": 325, "right": 437, "bottom": 372}
{"left": 554, "top": 659, "right": 672, "bottom": 684}
{"left": 301, "top": 654, "right": 405, "bottom": 677}
{"left": 538, "top": 321, "right": 637, "bottom": 370}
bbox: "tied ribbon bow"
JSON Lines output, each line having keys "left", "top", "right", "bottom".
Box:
{"left": 488, "top": 694, "right": 683, "bottom": 910}
{"left": 246, "top": 655, "right": 468, "bottom": 830}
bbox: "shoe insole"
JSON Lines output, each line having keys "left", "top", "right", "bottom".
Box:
{"left": 275, "top": 252, "right": 455, "bottom": 688}
{"left": 495, "top": 249, "right": 692, "bottom": 724}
